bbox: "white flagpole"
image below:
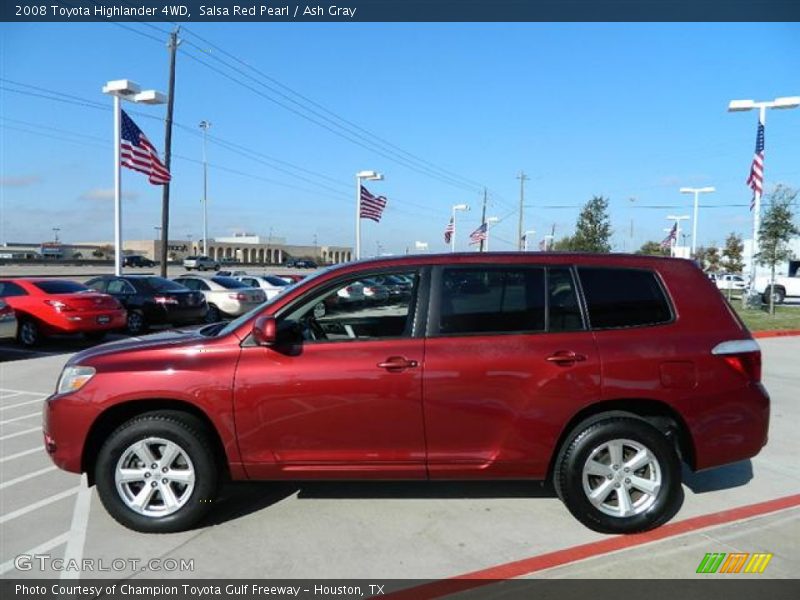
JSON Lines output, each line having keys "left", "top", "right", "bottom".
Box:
{"left": 113, "top": 97, "right": 122, "bottom": 276}
{"left": 750, "top": 106, "right": 766, "bottom": 286}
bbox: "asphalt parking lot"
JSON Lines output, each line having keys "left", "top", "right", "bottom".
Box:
{"left": 0, "top": 334, "right": 798, "bottom": 583}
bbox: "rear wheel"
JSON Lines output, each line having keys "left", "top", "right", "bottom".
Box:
{"left": 95, "top": 411, "right": 218, "bottom": 533}
{"left": 555, "top": 417, "right": 682, "bottom": 534}
{"left": 126, "top": 310, "right": 147, "bottom": 335}
{"left": 204, "top": 304, "right": 221, "bottom": 323}
{"left": 17, "top": 319, "right": 41, "bottom": 347}
{"left": 762, "top": 286, "right": 785, "bottom": 305}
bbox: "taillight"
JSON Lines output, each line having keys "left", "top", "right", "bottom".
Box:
{"left": 712, "top": 339, "right": 762, "bottom": 382}
{"left": 0, "top": 303, "right": 12, "bottom": 317}
{"left": 44, "top": 300, "right": 75, "bottom": 312}
{"left": 228, "top": 293, "right": 248, "bottom": 301}
{"left": 154, "top": 295, "right": 179, "bottom": 305}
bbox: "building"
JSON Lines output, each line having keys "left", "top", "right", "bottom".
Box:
{"left": 742, "top": 237, "right": 800, "bottom": 278}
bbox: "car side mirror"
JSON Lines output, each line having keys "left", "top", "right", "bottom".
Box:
{"left": 252, "top": 315, "right": 277, "bottom": 346}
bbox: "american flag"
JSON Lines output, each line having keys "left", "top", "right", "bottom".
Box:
{"left": 660, "top": 223, "right": 677, "bottom": 250}
{"left": 444, "top": 217, "right": 454, "bottom": 244}
{"left": 746, "top": 118, "right": 765, "bottom": 211}
{"left": 359, "top": 185, "right": 387, "bottom": 222}
{"left": 469, "top": 222, "right": 487, "bottom": 245}
{"left": 120, "top": 110, "right": 171, "bottom": 185}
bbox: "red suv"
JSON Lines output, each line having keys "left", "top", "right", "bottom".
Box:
{"left": 43, "top": 254, "right": 769, "bottom": 533}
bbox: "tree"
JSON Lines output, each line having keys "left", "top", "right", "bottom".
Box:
{"left": 705, "top": 244, "right": 721, "bottom": 273}
{"left": 636, "top": 241, "right": 669, "bottom": 256}
{"left": 91, "top": 248, "right": 104, "bottom": 259}
{"left": 570, "top": 196, "right": 612, "bottom": 253}
{"left": 756, "top": 185, "right": 799, "bottom": 315}
{"left": 721, "top": 233, "right": 745, "bottom": 274}
{"left": 551, "top": 236, "right": 576, "bottom": 251}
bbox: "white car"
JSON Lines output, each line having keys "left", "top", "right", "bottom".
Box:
{"left": 0, "top": 299, "right": 17, "bottom": 340}
{"left": 234, "top": 275, "right": 291, "bottom": 300}
{"left": 172, "top": 275, "right": 266, "bottom": 322}
{"left": 715, "top": 274, "right": 746, "bottom": 292}
{"left": 183, "top": 255, "right": 220, "bottom": 271}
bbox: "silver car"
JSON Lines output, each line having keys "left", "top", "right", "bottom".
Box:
{"left": 172, "top": 275, "right": 266, "bottom": 322}
{"left": 0, "top": 299, "right": 17, "bottom": 340}
{"left": 183, "top": 255, "right": 220, "bottom": 271}
{"left": 234, "top": 275, "right": 291, "bottom": 300}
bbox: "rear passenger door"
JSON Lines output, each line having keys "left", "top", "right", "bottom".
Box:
{"left": 422, "top": 265, "right": 600, "bottom": 479}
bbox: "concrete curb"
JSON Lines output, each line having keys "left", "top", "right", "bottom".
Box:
{"left": 753, "top": 330, "right": 800, "bottom": 339}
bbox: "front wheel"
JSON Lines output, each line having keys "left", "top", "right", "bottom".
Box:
{"left": 17, "top": 319, "right": 41, "bottom": 347}
{"left": 126, "top": 310, "right": 147, "bottom": 335}
{"left": 763, "top": 286, "right": 785, "bottom": 305}
{"left": 555, "top": 417, "right": 682, "bottom": 534}
{"left": 95, "top": 411, "right": 218, "bottom": 533}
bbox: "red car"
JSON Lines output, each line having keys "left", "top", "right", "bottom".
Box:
{"left": 0, "top": 278, "right": 126, "bottom": 346}
{"left": 43, "top": 254, "right": 769, "bottom": 534}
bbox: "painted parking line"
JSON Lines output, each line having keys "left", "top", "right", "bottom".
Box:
{"left": 0, "top": 447, "right": 43, "bottom": 463}
{"left": 0, "top": 532, "right": 70, "bottom": 575}
{"left": 61, "top": 474, "right": 92, "bottom": 581}
{"left": 0, "top": 466, "right": 57, "bottom": 490}
{"left": 0, "top": 412, "right": 41, "bottom": 425}
{"left": 0, "top": 427, "right": 41, "bottom": 441}
{"left": 388, "top": 493, "right": 800, "bottom": 599}
{"left": 0, "top": 388, "right": 49, "bottom": 397}
{"left": 0, "top": 487, "right": 78, "bottom": 525}
{"left": 0, "top": 392, "right": 24, "bottom": 401}
{"left": 0, "top": 398, "right": 46, "bottom": 411}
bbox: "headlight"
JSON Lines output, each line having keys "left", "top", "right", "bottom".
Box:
{"left": 57, "top": 366, "right": 96, "bottom": 395}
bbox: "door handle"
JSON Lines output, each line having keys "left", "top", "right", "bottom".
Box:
{"left": 546, "top": 351, "right": 587, "bottom": 365}
{"left": 377, "top": 356, "right": 419, "bottom": 371}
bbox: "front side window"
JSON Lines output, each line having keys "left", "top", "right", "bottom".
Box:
{"left": 284, "top": 270, "right": 419, "bottom": 343}
{"left": 437, "top": 267, "right": 545, "bottom": 335}
{"left": 578, "top": 267, "right": 672, "bottom": 329}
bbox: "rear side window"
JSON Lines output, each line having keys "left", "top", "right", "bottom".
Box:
{"left": 0, "top": 281, "right": 28, "bottom": 296}
{"left": 212, "top": 277, "right": 248, "bottom": 289}
{"left": 32, "top": 281, "right": 88, "bottom": 294}
{"left": 578, "top": 267, "right": 672, "bottom": 329}
{"left": 438, "top": 267, "right": 545, "bottom": 335}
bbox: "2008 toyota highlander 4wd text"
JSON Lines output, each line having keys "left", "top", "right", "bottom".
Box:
{"left": 43, "top": 253, "right": 769, "bottom": 534}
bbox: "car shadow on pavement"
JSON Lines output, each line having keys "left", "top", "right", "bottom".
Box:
{"left": 681, "top": 460, "right": 754, "bottom": 493}
{"left": 199, "top": 480, "right": 556, "bottom": 528}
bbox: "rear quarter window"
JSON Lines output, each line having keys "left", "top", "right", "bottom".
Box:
{"left": 578, "top": 267, "right": 672, "bottom": 329}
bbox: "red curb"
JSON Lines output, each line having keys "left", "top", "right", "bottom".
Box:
{"left": 387, "top": 493, "right": 800, "bottom": 599}
{"left": 753, "top": 329, "right": 800, "bottom": 338}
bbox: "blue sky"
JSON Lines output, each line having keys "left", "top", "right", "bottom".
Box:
{"left": 1, "top": 22, "right": 799, "bottom": 254}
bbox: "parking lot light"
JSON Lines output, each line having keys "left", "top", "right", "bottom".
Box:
{"left": 103, "top": 79, "right": 166, "bottom": 276}
{"left": 450, "top": 203, "right": 469, "bottom": 252}
{"left": 679, "top": 186, "right": 715, "bottom": 257}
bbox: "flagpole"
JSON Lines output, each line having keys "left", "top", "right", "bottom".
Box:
{"left": 750, "top": 106, "right": 766, "bottom": 286}
{"left": 113, "top": 95, "right": 122, "bottom": 277}
{"left": 355, "top": 174, "right": 361, "bottom": 261}
{"left": 451, "top": 205, "right": 456, "bottom": 252}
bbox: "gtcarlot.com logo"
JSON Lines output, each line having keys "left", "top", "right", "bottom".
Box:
{"left": 696, "top": 552, "right": 773, "bottom": 574}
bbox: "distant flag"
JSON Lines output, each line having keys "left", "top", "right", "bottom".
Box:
{"left": 660, "top": 223, "right": 677, "bottom": 250}
{"left": 746, "top": 117, "right": 765, "bottom": 211}
{"left": 444, "top": 217, "right": 454, "bottom": 244}
{"left": 120, "top": 110, "right": 171, "bottom": 185}
{"left": 359, "top": 185, "right": 387, "bottom": 222}
{"left": 469, "top": 222, "right": 488, "bottom": 245}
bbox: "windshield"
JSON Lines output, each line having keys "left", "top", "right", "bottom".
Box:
{"left": 33, "top": 280, "right": 89, "bottom": 294}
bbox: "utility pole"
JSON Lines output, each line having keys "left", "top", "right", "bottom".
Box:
{"left": 516, "top": 171, "right": 529, "bottom": 250}
{"left": 479, "top": 188, "right": 487, "bottom": 252}
{"left": 159, "top": 27, "right": 180, "bottom": 277}
{"left": 199, "top": 120, "right": 211, "bottom": 256}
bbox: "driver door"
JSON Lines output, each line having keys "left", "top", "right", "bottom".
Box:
{"left": 233, "top": 268, "right": 428, "bottom": 479}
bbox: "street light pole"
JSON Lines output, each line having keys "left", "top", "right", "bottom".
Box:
{"left": 355, "top": 170, "right": 383, "bottom": 260}
{"left": 485, "top": 216, "right": 499, "bottom": 251}
{"left": 451, "top": 203, "right": 469, "bottom": 252}
{"left": 728, "top": 96, "right": 800, "bottom": 285}
{"left": 679, "top": 186, "right": 715, "bottom": 257}
{"left": 523, "top": 229, "right": 536, "bottom": 251}
{"left": 199, "top": 120, "right": 211, "bottom": 256}
{"left": 103, "top": 79, "right": 166, "bottom": 276}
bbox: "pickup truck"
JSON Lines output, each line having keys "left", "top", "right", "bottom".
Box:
{"left": 753, "top": 274, "right": 800, "bottom": 304}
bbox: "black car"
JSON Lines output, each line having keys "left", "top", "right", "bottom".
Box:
{"left": 85, "top": 275, "right": 207, "bottom": 334}
{"left": 285, "top": 259, "right": 318, "bottom": 269}
{"left": 122, "top": 255, "right": 156, "bottom": 268}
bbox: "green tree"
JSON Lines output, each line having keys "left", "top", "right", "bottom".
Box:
{"left": 570, "top": 196, "right": 612, "bottom": 253}
{"left": 551, "top": 235, "right": 576, "bottom": 251}
{"left": 756, "top": 185, "right": 799, "bottom": 314}
{"left": 636, "top": 241, "right": 669, "bottom": 256}
{"left": 705, "top": 244, "right": 721, "bottom": 273}
{"left": 721, "top": 233, "right": 745, "bottom": 274}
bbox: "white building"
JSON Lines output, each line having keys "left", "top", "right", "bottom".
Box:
{"left": 742, "top": 237, "right": 800, "bottom": 278}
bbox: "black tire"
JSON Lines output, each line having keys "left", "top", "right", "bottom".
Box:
{"left": 763, "top": 286, "right": 785, "bottom": 305}
{"left": 554, "top": 417, "right": 682, "bottom": 534}
{"left": 95, "top": 411, "right": 218, "bottom": 533}
{"left": 84, "top": 331, "right": 107, "bottom": 342}
{"left": 126, "top": 310, "right": 147, "bottom": 335}
{"left": 204, "top": 304, "right": 221, "bottom": 323}
{"left": 16, "top": 318, "right": 41, "bottom": 347}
